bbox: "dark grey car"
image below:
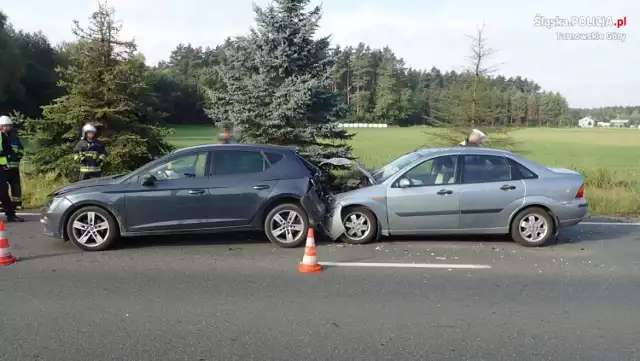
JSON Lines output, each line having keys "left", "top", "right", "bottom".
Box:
{"left": 40, "top": 144, "right": 327, "bottom": 251}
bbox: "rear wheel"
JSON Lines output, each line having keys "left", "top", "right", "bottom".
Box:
{"left": 264, "top": 203, "right": 309, "bottom": 248}
{"left": 66, "top": 206, "right": 119, "bottom": 251}
{"left": 339, "top": 206, "right": 377, "bottom": 245}
{"left": 510, "top": 207, "right": 554, "bottom": 247}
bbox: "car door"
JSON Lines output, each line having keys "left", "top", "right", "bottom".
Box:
{"left": 458, "top": 154, "right": 525, "bottom": 230}
{"left": 386, "top": 155, "right": 463, "bottom": 234}
{"left": 204, "top": 149, "right": 279, "bottom": 228}
{"left": 124, "top": 150, "right": 214, "bottom": 232}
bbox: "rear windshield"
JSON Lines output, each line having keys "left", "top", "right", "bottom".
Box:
{"left": 296, "top": 154, "right": 320, "bottom": 174}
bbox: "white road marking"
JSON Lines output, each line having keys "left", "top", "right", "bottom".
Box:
{"left": 17, "top": 213, "right": 40, "bottom": 216}
{"left": 319, "top": 262, "right": 492, "bottom": 269}
{"left": 581, "top": 222, "right": 640, "bottom": 226}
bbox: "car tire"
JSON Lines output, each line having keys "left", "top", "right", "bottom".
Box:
{"left": 339, "top": 206, "right": 377, "bottom": 245}
{"left": 66, "top": 206, "right": 119, "bottom": 251}
{"left": 510, "top": 207, "right": 555, "bottom": 247}
{"left": 264, "top": 203, "right": 309, "bottom": 248}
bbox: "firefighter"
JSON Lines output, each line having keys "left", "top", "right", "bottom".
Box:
{"left": 0, "top": 116, "right": 24, "bottom": 222}
{"left": 0, "top": 116, "right": 24, "bottom": 209}
{"left": 74, "top": 124, "right": 107, "bottom": 181}
{"left": 458, "top": 128, "right": 486, "bottom": 147}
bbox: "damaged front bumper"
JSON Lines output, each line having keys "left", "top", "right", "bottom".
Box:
{"left": 322, "top": 205, "right": 346, "bottom": 241}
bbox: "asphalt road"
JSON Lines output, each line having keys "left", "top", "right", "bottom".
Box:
{"left": 1, "top": 215, "right": 639, "bottom": 361}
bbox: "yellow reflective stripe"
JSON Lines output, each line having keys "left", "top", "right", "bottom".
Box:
{"left": 98, "top": 154, "right": 106, "bottom": 160}
{"left": 80, "top": 166, "right": 101, "bottom": 172}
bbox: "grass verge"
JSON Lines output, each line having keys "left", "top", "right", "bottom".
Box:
{"left": 21, "top": 171, "right": 66, "bottom": 210}
{"left": 576, "top": 167, "right": 639, "bottom": 216}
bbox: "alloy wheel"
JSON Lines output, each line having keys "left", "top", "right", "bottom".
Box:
{"left": 270, "top": 210, "right": 305, "bottom": 244}
{"left": 72, "top": 211, "right": 111, "bottom": 248}
{"left": 518, "top": 213, "right": 548, "bottom": 243}
{"left": 343, "top": 212, "right": 371, "bottom": 241}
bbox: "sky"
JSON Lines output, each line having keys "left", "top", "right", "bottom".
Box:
{"left": 2, "top": 0, "right": 638, "bottom": 108}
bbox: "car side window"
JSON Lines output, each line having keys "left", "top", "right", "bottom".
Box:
{"left": 212, "top": 150, "right": 268, "bottom": 176}
{"left": 462, "top": 155, "right": 512, "bottom": 183}
{"left": 510, "top": 159, "right": 538, "bottom": 179}
{"left": 264, "top": 152, "right": 284, "bottom": 166}
{"left": 147, "top": 152, "right": 208, "bottom": 181}
{"left": 402, "top": 155, "right": 458, "bottom": 187}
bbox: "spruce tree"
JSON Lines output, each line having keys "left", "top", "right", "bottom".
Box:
{"left": 205, "top": 0, "right": 353, "bottom": 162}
{"left": 24, "top": 2, "right": 173, "bottom": 179}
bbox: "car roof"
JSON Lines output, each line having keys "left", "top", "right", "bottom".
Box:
{"left": 415, "top": 147, "right": 514, "bottom": 157}
{"left": 173, "top": 143, "right": 297, "bottom": 154}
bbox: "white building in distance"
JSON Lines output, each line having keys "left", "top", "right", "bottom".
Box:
{"left": 609, "top": 119, "right": 629, "bottom": 127}
{"left": 577, "top": 116, "right": 595, "bottom": 128}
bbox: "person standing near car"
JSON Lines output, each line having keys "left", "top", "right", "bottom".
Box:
{"left": 0, "top": 116, "right": 24, "bottom": 222}
{"left": 0, "top": 116, "right": 24, "bottom": 209}
{"left": 74, "top": 124, "right": 107, "bottom": 181}
{"left": 458, "top": 128, "right": 486, "bottom": 147}
{"left": 218, "top": 123, "right": 236, "bottom": 144}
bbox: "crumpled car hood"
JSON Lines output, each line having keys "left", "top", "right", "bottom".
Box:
{"left": 320, "top": 158, "right": 376, "bottom": 185}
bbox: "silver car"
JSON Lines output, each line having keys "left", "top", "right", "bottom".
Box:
{"left": 322, "top": 147, "right": 588, "bottom": 247}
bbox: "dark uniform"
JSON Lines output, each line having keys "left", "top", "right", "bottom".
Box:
{"left": 74, "top": 138, "right": 107, "bottom": 181}
{"left": 5, "top": 131, "right": 24, "bottom": 209}
{"left": 457, "top": 138, "right": 481, "bottom": 147}
{"left": 0, "top": 132, "right": 23, "bottom": 222}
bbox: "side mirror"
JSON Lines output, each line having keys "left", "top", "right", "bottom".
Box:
{"left": 141, "top": 174, "right": 156, "bottom": 186}
{"left": 397, "top": 178, "right": 411, "bottom": 188}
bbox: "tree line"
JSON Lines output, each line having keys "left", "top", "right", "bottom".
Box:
{"left": 2, "top": 8, "right": 638, "bottom": 129}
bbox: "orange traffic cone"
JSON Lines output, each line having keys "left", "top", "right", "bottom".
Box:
{"left": 0, "top": 221, "right": 16, "bottom": 266}
{"left": 298, "top": 228, "right": 322, "bottom": 273}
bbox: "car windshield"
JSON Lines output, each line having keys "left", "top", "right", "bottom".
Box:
{"left": 371, "top": 152, "right": 422, "bottom": 182}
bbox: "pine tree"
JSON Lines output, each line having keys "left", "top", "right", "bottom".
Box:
{"left": 205, "top": 0, "right": 353, "bottom": 162}
{"left": 24, "top": 2, "right": 173, "bottom": 179}
{"left": 373, "top": 47, "right": 412, "bottom": 125}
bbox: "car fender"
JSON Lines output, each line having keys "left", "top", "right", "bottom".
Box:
{"left": 325, "top": 190, "right": 388, "bottom": 241}
{"left": 509, "top": 195, "right": 567, "bottom": 229}
{"left": 63, "top": 194, "right": 127, "bottom": 234}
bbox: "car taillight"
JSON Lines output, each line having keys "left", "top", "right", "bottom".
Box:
{"left": 575, "top": 184, "right": 584, "bottom": 199}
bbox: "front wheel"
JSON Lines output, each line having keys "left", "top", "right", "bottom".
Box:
{"left": 510, "top": 207, "right": 555, "bottom": 247}
{"left": 264, "top": 203, "right": 309, "bottom": 248}
{"left": 66, "top": 206, "right": 119, "bottom": 251}
{"left": 339, "top": 206, "right": 377, "bottom": 245}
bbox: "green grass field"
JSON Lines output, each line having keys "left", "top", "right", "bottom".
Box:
{"left": 20, "top": 125, "right": 639, "bottom": 216}
{"left": 165, "top": 125, "right": 640, "bottom": 216}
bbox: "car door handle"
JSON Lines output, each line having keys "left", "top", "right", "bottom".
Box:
{"left": 253, "top": 185, "right": 270, "bottom": 190}
{"left": 437, "top": 189, "right": 453, "bottom": 195}
{"left": 500, "top": 185, "right": 516, "bottom": 190}
{"left": 188, "top": 189, "right": 205, "bottom": 195}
